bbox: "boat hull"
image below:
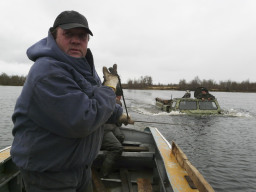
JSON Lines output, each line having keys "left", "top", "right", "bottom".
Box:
{"left": 0, "top": 127, "right": 214, "bottom": 192}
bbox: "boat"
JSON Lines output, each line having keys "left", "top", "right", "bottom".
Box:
{"left": 155, "top": 87, "right": 222, "bottom": 115}
{"left": 0, "top": 127, "right": 214, "bottom": 192}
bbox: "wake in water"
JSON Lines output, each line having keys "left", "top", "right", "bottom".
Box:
{"left": 131, "top": 106, "right": 185, "bottom": 116}
{"left": 128, "top": 102, "right": 254, "bottom": 118}
{"left": 222, "top": 108, "right": 254, "bottom": 118}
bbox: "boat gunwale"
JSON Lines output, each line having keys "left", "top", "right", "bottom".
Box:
{"left": 149, "top": 127, "right": 215, "bottom": 192}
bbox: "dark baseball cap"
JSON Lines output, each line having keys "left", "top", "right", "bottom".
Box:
{"left": 53, "top": 10, "right": 93, "bottom": 36}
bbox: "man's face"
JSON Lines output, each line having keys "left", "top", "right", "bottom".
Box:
{"left": 55, "top": 27, "right": 89, "bottom": 58}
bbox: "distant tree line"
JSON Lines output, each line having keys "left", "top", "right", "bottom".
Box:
{"left": 1, "top": 73, "right": 256, "bottom": 92}
{"left": 177, "top": 76, "right": 256, "bottom": 92}
{"left": 0, "top": 73, "right": 26, "bottom": 86}
{"left": 126, "top": 76, "right": 153, "bottom": 89}
{"left": 124, "top": 75, "right": 256, "bottom": 92}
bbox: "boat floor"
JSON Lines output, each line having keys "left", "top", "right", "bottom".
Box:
{"left": 92, "top": 142, "right": 158, "bottom": 192}
{"left": 92, "top": 167, "right": 156, "bottom": 192}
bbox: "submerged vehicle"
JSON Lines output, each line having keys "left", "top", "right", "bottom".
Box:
{"left": 0, "top": 127, "right": 214, "bottom": 192}
{"left": 155, "top": 97, "right": 222, "bottom": 114}
{"left": 155, "top": 88, "right": 222, "bottom": 115}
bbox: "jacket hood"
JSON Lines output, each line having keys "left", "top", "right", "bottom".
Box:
{"left": 26, "top": 30, "right": 92, "bottom": 76}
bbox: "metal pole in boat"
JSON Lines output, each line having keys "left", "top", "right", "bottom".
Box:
{"left": 109, "top": 64, "right": 129, "bottom": 119}
{"left": 117, "top": 76, "right": 129, "bottom": 118}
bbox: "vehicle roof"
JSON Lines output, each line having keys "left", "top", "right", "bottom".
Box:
{"left": 172, "top": 98, "right": 218, "bottom": 102}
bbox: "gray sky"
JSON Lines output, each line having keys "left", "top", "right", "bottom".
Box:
{"left": 0, "top": 0, "right": 256, "bottom": 84}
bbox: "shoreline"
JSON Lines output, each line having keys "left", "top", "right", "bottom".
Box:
{"left": 121, "top": 85, "right": 256, "bottom": 93}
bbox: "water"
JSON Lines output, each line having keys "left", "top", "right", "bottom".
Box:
{"left": 124, "top": 89, "right": 256, "bottom": 192}
{"left": 1, "top": 86, "right": 256, "bottom": 192}
{"left": 0, "top": 86, "right": 22, "bottom": 148}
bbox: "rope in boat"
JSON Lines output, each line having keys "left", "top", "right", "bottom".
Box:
{"left": 133, "top": 120, "right": 190, "bottom": 126}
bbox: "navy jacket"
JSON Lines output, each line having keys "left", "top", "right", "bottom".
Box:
{"left": 11, "top": 31, "right": 123, "bottom": 172}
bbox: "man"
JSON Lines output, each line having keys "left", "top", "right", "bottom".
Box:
{"left": 182, "top": 90, "right": 191, "bottom": 98}
{"left": 196, "top": 89, "right": 215, "bottom": 100}
{"left": 11, "top": 10, "right": 133, "bottom": 192}
{"left": 100, "top": 85, "right": 125, "bottom": 177}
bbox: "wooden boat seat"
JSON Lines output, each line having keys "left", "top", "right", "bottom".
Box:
{"left": 123, "top": 146, "right": 149, "bottom": 152}
{"left": 95, "top": 142, "right": 154, "bottom": 173}
{"left": 98, "top": 140, "right": 154, "bottom": 158}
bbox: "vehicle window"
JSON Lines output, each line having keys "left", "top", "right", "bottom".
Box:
{"left": 172, "top": 101, "right": 176, "bottom": 108}
{"left": 179, "top": 101, "right": 197, "bottom": 110}
{"left": 199, "top": 101, "right": 218, "bottom": 110}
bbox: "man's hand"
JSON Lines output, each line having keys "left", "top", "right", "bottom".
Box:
{"left": 103, "top": 64, "right": 119, "bottom": 92}
{"left": 108, "top": 64, "right": 118, "bottom": 75}
{"left": 118, "top": 113, "right": 134, "bottom": 125}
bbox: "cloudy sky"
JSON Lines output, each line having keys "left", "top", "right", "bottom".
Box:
{"left": 0, "top": 0, "right": 255, "bottom": 84}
